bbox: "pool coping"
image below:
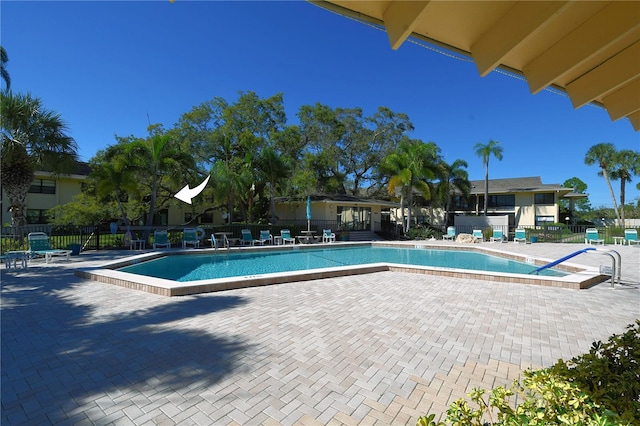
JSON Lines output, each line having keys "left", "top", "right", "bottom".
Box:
{"left": 74, "top": 242, "right": 608, "bottom": 296}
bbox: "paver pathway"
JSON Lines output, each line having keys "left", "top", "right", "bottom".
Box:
{"left": 2, "top": 243, "right": 639, "bottom": 425}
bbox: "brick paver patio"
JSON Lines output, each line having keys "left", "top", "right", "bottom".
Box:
{"left": 2, "top": 243, "right": 639, "bottom": 425}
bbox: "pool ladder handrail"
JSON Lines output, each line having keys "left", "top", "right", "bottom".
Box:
{"left": 530, "top": 247, "right": 621, "bottom": 287}
{"left": 589, "top": 248, "right": 621, "bottom": 287}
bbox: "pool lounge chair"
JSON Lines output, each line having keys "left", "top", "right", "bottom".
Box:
{"left": 241, "top": 229, "right": 256, "bottom": 246}
{"left": 585, "top": 228, "right": 604, "bottom": 245}
{"left": 442, "top": 226, "right": 456, "bottom": 241}
{"left": 27, "top": 232, "right": 72, "bottom": 264}
{"left": 280, "top": 229, "right": 295, "bottom": 245}
{"left": 322, "top": 229, "right": 336, "bottom": 243}
{"left": 153, "top": 230, "right": 171, "bottom": 249}
{"left": 472, "top": 229, "right": 484, "bottom": 243}
{"left": 490, "top": 228, "right": 506, "bottom": 243}
{"left": 513, "top": 228, "right": 527, "bottom": 244}
{"left": 256, "top": 230, "right": 273, "bottom": 245}
{"left": 182, "top": 228, "right": 200, "bottom": 249}
{"left": 624, "top": 229, "right": 640, "bottom": 246}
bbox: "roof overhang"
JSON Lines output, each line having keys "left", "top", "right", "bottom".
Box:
{"left": 311, "top": 1, "right": 640, "bottom": 131}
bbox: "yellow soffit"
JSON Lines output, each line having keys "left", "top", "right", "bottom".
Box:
{"left": 311, "top": 1, "right": 640, "bottom": 131}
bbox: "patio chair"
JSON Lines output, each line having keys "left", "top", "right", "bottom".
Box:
{"left": 27, "top": 232, "right": 72, "bottom": 264}
{"left": 585, "top": 228, "right": 604, "bottom": 245}
{"left": 513, "top": 228, "right": 527, "bottom": 244}
{"left": 322, "top": 229, "right": 336, "bottom": 243}
{"left": 152, "top": 230, "right": 171, "bottom": 249}
{"left": 442, "top": 226, "right": 456, "bottom": 241}
{"left": 182, "top": 228, "right": 200, "bottom": 249}
{"left": 280, "top": 229, "right": 295, "bottom": 245}
{"left": 472, "top": 229, "right": 484, "bottom": 243}
{"left": 256, "top": 230, "right": 273, "bottom": 245}
{"left": 490, "top": 228, "right": 506, "bottom": 243}
{"left": 624, "top": 229, "right": 640, "bottom": 246}
{"left": 241, "top": 229, "right": 256, "bottom": 246}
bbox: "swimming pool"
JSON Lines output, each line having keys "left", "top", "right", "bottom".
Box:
{"left": 118, "top": 246, "right": 566, "bottom": 281}
{"left": 78, "top": 243, "right": 606, "bottom": 296}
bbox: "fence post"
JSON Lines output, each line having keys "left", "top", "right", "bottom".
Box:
{"left": 96, "top": 225, "right": 100, "bottom": 251}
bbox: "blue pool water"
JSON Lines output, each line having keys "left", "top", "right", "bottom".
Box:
{"left": 118, "top": 246, "right": 566, "bottom": 281}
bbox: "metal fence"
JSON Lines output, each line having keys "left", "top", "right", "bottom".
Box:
{"left": 441, "top": 224, "right": 637, "bottom": 244}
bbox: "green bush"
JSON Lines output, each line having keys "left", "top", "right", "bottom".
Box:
{"left": 407, "top": 224, "right": 436, "bottom": 240}
{"left": 550, "top": 320, "right": 640, "bottom": 424}
{"left": 416, "top": 321, "right": 640, "bottom": 425}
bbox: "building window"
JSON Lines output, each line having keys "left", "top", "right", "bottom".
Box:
{"left": 26, "top": 209, "right": 48, "bottom": 224}
{"left": 28, "top": 179, "right": 56, "bottom": 194}
{"left": 484, "top": 194, "right": 515, "bottom": 209}
{"left": 535, "top": 215, "right": 555, "bottom": 226}
{"left": 452, "top": 196, "right": 469, "bottom": 209}
{"left": 534, "top": 192, "right": 555, "bottom": 205}
{"left": 337, "top": 206, "right": 371, "bottom": 231}
{"left": 153, "top": 209, "right": 168, "bottom": 226}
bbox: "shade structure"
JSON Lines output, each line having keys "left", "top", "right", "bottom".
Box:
{"left": 306, "top": 196, "right": 312, "bottom": 232}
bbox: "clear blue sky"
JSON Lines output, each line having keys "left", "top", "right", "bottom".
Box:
{"left": 2, "top": 1, "right": 638, "bottom": 209}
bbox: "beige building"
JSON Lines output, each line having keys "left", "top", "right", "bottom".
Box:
{"left": 459, "top": 176, "right": 581, "bottom": 227}
{"left": 1, "top": 163, "right": 90, "bottom": 225}
{"left": 274, "top": 195, "right": 398, "bottom": 233}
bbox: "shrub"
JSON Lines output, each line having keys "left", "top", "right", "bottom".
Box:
{"left": 550, "top": 320, "right": 640, "bottom": 424}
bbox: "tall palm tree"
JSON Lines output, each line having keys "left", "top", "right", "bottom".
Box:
{"left": 609, "top": 149, "right": 640, "bottom": 226}
{"left": 257, "top": 146, "right": 290, "bottom": 223}
{"left": 0, "top": 92, "right": 78, "bottom": 226}
{"left": 439, "top": 159, "right": 470, "bottom": 226}
{"left": 380, "top": 139, "right": 439, "bottom": 232}
{"left": 1, "top": 46, "right": 10, "bottom": 90}
{"left": 584, "top": 143, "right": 620, "bottom": 223}
{"left": 473, "top": 140, "right": 503, "bottom": 215}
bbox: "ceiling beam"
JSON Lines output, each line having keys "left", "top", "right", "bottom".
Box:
{"left": 471, "top": 1, "right": 569, "bottom": 77}
{"left": 566, "top": 41, "right": 640, "bottom": 109}
{"left": 523, "top": 2, "right": 640, "bottom": 94}
{"left": 602, "top": 77, "right": 640, "bottom": 121}
{"left": 383, "top": 1, "right": 430, "bottom": 50}
{"left": 627, "top": 110, "right": 640, "bottom": 131}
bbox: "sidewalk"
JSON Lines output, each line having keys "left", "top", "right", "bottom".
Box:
{"left": 2, "top": 243, "right": 639, "bottom": 425}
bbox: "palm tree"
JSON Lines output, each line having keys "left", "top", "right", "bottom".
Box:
{"left": 380, "top": 139, "right": 440, "bottom": 232}
{"left": 609, "top": 149, "right": 640, "bottom": 226}
{"left": 473, "top": 140, "right": 503, "bottom": 216}
{"left": 439, "top": 159, "right": 470, "bottom": 226}
{"left": 0, "top": 92, "right": 78, "bottom": 226}
{"left": 584, "top": 143, "right": 620, "bottom": 223}
{"left": 1, "top": 46, "right": 10, "bottom": 90}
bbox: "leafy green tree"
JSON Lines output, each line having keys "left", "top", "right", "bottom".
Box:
{"left": 609, "top": 149, "right": 640, "bottom": 226}
{"left": 0, "top": 92, "right": 78, "bottom": 226}
{"left": 473, "top": 140, "right": 503, "bottom": 216}
{"left": 585, "top": 142, "right": 620, "bottom": 223}
{"left": 380, "top": 139, "right": 441, "bottom": 232}
{"left": 560, "top": 177, "right": 592, "bottom": 221}
{"left": 1, "top": 46, "right": 9, "bottom": 90}
{"left": 257, "top": 146, "right": 291, "bottom": 223}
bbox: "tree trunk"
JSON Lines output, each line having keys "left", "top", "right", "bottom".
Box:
{"left": 602, "top": 168, "right": 621, "bottom": 223}
{"left": 483, "top": 164, "right": 489, "bottom": 216}
{"left": 620, "top": 178, "right": 626, "bottom": 227}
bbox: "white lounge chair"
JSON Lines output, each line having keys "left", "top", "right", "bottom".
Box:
{"left": 490, "top": 228, "right": 506, "bottom": 243}
{"left": 27, "top": 232, "right": 72, "bottom": 263}
{"left": 280, "top": 229, "right": 295, "bottom": 245}
{"left": 442, "top": 226, "right": 456, "bottom": 241}
{"left": 624, "top": 229, "right": 640, "bottom": 246}
{"left": 585, "top": 228, "right": 604, "bottom": 245}
{"left": 182, "top": 228, "right": 200, "bottom": 249}
{"left": 153, "top": 230, "right": 171, "bottom": 249}
{"left": 513, "top": 228, "right": 527, "bottom": 244}
{"left": 241, "top": 229, "right": 255, "bottom": 246}
{"left": 256, "top": 230, "right": 273, "bottom": 245}
{"left": 322, "top": 229, "right": 336, "bottom": 243}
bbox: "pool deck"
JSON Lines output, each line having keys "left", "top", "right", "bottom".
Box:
{"left": 2, "top": 241, "right": 639, "bottom": 425}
